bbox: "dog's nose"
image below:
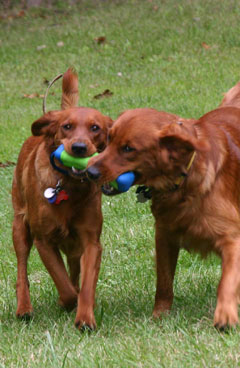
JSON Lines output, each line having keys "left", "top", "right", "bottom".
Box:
{"left": 86, "top": 166, "right": 101, "bottom": 180}
{"left": 72, "top": 142, "right": 87, "bottom": 155}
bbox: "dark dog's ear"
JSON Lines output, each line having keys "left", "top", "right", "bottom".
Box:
{"left": 31, "top": 111, "right": 58, "bottom": 136}
{"left": 159, "top": 124, "right": 209, "bottom": 154}
{"left": 158, "top": 125, "right": 209, "bottom": 169}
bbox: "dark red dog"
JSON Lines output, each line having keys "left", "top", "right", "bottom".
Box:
{"left": 87, "top": 90, "right": 240, "bottom": 329}
{"left": 12, "top": 68, "right": 112, "bottom": 330}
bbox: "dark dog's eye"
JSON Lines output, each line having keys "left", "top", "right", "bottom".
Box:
{"left": 122, "top": 145, "right": 135, "bottom": 153}
{"left": 91, "top": 124, "right": 100, "bottom": 132}
{"left": 62, "top": 124, "right": 72, "bottom": 130}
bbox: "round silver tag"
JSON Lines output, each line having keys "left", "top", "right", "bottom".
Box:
{"left": 44, "top": 187, "right": 56, "bottom": 199}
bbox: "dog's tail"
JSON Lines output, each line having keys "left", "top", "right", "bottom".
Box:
{"left": 61, "top": 67, "right": 79, "bottom": 109}
{"left": 219, "top": 81, "right": 240, "bottom": 108}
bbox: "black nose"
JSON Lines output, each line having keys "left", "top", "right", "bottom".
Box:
{"left": 86, "top": 166, "right": 101, "bottom": 180}
{"left": 72, "top": 142, "right": 87, "bottom": 155}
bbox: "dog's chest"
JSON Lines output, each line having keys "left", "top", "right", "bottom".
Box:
{"left": 152, "top": 197, "right": 219, "bottom": 256}
{"left": 178, "top": 233, "right": 214, "bottom": 256}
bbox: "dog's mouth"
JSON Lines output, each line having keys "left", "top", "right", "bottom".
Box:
{"left": 71, "top": 166, "right": 85, "bottom": 175}
{"left": 101, "top": 171, "right": 141, "bottom": 196}
{"left": 101, "top": 183, "right": 121, "bottom": 196}
{"left": 69, "top": 166, "right": 88, "bottom": 181}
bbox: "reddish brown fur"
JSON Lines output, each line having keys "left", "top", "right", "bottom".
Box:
{"left": 12, "top": 68, "right": 112, "bottom": 330}
{"left": 61, "top": 67, "right": 79, "bottom": 110}
{"left": 219, "top": 81, "right": 240, "bottom": 108}
{"left": 88, "top": 105, "right": 240, "bottom": 329}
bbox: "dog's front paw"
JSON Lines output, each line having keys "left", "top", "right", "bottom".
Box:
{"left": 16, "top": 304, "right": 33, "bottom": 321}
{"left": 74, "top": 311, "right": 96, "bottom": 332}
{"left": 152, "top": 299, "right": 172, "bottom": 318}
{"left": 58, "top": 295, "right": 77, "bottom": 311}
{"left": 214, "top": 302, "right": 239, "bottom": 330}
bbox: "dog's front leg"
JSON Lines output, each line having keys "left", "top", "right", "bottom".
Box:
{"left": 214, "top": 237, "right": 240, "bottom": 329}
{"left": 13, "top": 215, "right": 33, "bottom": 319}
{"left": 153, "top": 224, "right": 179, "bottom": 318}
{"left": 75, "top": 239, "right": 102, "bottom": 331}
{"left": 34, "top": 239, "right": 78, "bottom": 310}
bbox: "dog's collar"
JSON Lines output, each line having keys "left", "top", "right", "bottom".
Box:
{"left": 171, "top": 151, "right": 196, "bottom": 191}
{"left": 136, "top": 151, "right": 196, "bottom": 202}
{"left": 50, "top": 150, "right": 69, "bottom": 175}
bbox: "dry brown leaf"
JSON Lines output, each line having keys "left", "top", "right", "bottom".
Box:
{"left": 23, "top": 93, "right": 44, "bottom": 99}
{"left": 0, "top": 161, "right": 15, "bottom": 168}
{"left": 94, "top": 36, "right": 106, "bottom": 45}
{"left": 94, "top": 89, "right": 113, "bottom": 99}
{"left": 202, "top": 42, "right": 211, "bottom": 49}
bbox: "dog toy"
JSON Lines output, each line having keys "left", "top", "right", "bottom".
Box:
{"left": 50, "top": 144, "right": 135, "bottom": 192}
{"left": 109, "top": 171, "right": 135, "bottom": 192}
{"left": 51, "top": 144, "right": 98, "bottom": 171}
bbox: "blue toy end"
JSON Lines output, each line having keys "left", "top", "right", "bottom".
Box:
{"left": 116, "top": 171, "right": 135, "bottom": 192}
{"left": 53, "top": 144, "right": 64, "bottom": 161}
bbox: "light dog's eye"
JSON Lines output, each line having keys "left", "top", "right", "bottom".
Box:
{"left": 62, "top": 123, "right": 72, "bottom": 130}
{"left": 91, "top": 124, "right": 100, "bottom": 132}
{"left": 122, "top": 145, "right": 135, "bottom": 153}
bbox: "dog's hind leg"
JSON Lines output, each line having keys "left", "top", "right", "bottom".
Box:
{"left": 34, "top": 240, "right": 78, "bottom": 310}
{"left": 67, "top": 255, "right": 81, "bottom": 293}
{"left": 13, "top": 215, "right": 33, "bottom": 319}
{"left": 214, "top": 237, "right": 240, "bottom": 330}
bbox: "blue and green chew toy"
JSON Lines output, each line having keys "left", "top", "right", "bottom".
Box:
{"left": 50, "top": 144, "right": 135, "bottom": 192}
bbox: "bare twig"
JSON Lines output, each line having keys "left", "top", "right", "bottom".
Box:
{"left": 42, "top": 73, "right": 63, "bottom": 114}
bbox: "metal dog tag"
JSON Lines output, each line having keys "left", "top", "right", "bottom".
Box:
{"left": 136, "top": 186, "right": 152, "bottom": 203}
{"left": 136, "top": 191, "right": 149, "bottom": 203}
{"left": 44, "top": 187, "right": 56, "bottom": 199}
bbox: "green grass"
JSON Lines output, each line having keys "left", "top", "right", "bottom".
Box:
{"left": 1, "top": 0, "right": 240, "bottom": 367}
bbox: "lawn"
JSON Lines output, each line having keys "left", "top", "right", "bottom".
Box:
{"left": 0, "top": 0, "right": 240, "bottom": 367}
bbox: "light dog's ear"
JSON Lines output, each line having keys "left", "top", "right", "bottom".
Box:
{"left": 219, "top": 81, "right": 240, "bottom": 108}
{"left": 104, "top": 115, "right": 114, "bottom": 129}
{"left": 61, "top": 67, "right": 79, "bottom": 110}
{"left": 31, "top": 112, "right": 58, "bottom": 136}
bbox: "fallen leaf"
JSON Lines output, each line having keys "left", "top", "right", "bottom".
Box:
{"left": 89, "top": 84, "right": 99, "bottom": 88}
{"left": 202, "top": 42, "right": 211, "bottom": 49}
{"left": 37, "top": 45, "right": 47, "bottom": 51}
{"left": 0, "top": 161, "right": 15, "bottom": 168}
{"left": 17, "top": 10, "right": 25, "bottom": 18}
{"left": 94, "top": 89, "right": 113, "bottom": 99}
{"left": 94, "top": 36, "right": 106, "bottom": 44}
{"left": 23, "top": 93, "right": 44, "bottom": 99}
{"left": 1, "top": 10, "right": 25, "bottom": 20}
